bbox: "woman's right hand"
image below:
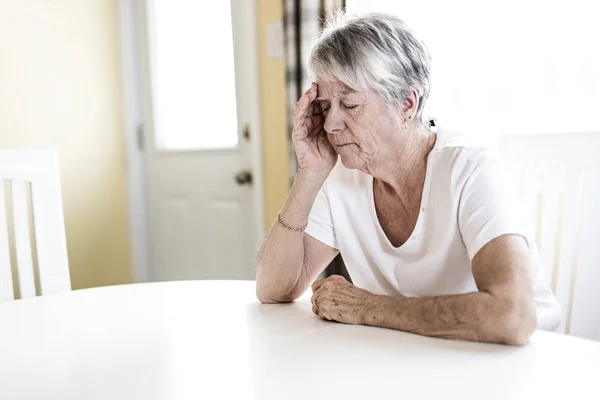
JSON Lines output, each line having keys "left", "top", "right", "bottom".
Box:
{"left": 292, "top": 83, "right": 337, "bottom": 180}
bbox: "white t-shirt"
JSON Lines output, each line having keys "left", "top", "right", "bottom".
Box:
{"left": 305, "top": 127, "right": 561, "bottom": 331}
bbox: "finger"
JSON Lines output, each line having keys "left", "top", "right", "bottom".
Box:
{"left": 313, "top": 275, "right": 338, "bottom": 293}
{"left": 312, "top": 291, "right": 322, "bottom": 310}
{"left": 304, "top": 116, "right": 314, "bottom": 133}
{"left": 312, "top": 305, "right": 319, "bottom": 315}
{"left": 294, "top": 86, "right": 318, "bottom": 127}
{"left": 302, "top": 85, "right": 318, "bottom": 118}
{"left": 320, "top": 310, "right": 332, "bottom": 321}
{"left": 298, "top": 84, "right": 316, "bottom": 109}
{"left": 318, "top": 300, "right": 340, "bottom": 322}
{"left": 317, "top": 306, "right": 327, "bottom": 320}
{"left": 294, "top": 90, "right": 311, "bottom": 114}
{"left": 292, "top": 124, "right": 308, "bottom": 140}
{"left": 294, "top": 96, "right": 309, "bottom": 123}
{"left": 304, "top": 82, "right": 316, "bottom": 96}
{"left": 306, "top": 86, "right": 318, "bottom": 116}
{"left": 312, "top": 278, "right": 326, "bottom": 292}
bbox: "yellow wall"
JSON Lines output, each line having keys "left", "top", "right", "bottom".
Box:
{"left": 0, "top": 0, "right": 132, "bottom": 289}
{"left": 256, "top": 0, "right": 291, "bottom": 228}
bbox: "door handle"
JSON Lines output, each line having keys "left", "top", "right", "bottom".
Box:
{"left": 234, "top": 169, "right": 253, "bottom": 186}
{"left": 242, "top": 124, "right": 251, "bottom": 141}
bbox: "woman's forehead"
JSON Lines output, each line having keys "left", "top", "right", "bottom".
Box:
{"left": 316, "top": 80, "right": 361, "bottom": 100}
{"left": 316, "top": 81, "right": 373, "bottom": 104}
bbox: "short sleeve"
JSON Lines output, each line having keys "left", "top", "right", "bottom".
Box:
{"left": 305, "top": 181, "right": 338, "bottom": 249}
{"left": 458, "top": 153, "right": 533, "bottom": 262}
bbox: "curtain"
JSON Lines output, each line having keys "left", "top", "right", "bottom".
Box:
{"left": 284, "top": 0, "right": 350, "bottom": 281}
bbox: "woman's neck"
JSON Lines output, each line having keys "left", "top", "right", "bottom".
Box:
{"left": 373, "top": 127, "right": 436, "bottom": 197}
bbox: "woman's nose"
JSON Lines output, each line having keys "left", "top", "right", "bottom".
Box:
{"left": 323, "top": 108, "right": 344, "bottom": 134}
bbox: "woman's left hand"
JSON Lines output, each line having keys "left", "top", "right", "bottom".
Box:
{"left": 311, "top": 275, "right": 376, "bottom": 324}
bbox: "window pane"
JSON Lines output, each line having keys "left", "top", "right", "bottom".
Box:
{"left": 347, "top": 0, "right": 600, "bottom": 138}
{"left": 149, "top": 0, "right": 238, "bottom": 150}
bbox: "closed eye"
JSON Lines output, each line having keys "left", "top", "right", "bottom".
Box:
{"left": 342, "top": 103, "right": 358, "bottom": 109}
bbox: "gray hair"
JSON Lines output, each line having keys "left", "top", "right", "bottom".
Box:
{"left": 308, "top": 12, "right": 432, "bottom": 127}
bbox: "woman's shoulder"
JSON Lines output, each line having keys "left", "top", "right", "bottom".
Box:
{"left": 433, "top": 130, "right": 510, "bottom": 192}
{"left": 433, "top": 127, "right": 494, "bottom": 155}
{"left": 431, "top": 127, "right": 504, "bottom": 179}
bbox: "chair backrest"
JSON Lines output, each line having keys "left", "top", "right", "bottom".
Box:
{"left": 0, "top": 148, "right": 71, "bottom": 302}
{"left": 499, "top": 133, "right": 600, "bottom": 341}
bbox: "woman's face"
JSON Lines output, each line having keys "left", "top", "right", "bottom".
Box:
{"left": 316, "top": 79, "right": 403, "bottom": 174}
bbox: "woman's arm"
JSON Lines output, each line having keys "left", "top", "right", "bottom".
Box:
{"left": 257, "top": 82, "right": 339, "bottom": 303}
{"left": 256, "top": 171, "right": 339, "bottom": 303}
{"left": 311, "top": 234, "right": 537, "bottom": 345}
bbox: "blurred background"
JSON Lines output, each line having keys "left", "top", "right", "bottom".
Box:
{"left": 0, "top": 0, "right": 599, "bottom": 338}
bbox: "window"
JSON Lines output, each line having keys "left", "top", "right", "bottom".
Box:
{"left": 148, "top": 0, "right": 239, "bottom": 150}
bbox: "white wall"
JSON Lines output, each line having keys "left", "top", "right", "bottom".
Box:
{"left": 348, "top": 0, "right": 600, "bottom": 139}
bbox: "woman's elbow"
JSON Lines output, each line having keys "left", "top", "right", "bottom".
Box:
{"left": 497, "top": 297, "right": 537, "bottom": 346}
{"left": 256, "top": 293, "right": 278, "bottom": 304}
{"left": 255, "top": 280, "right": 296, "bottom": 304}
{"left": 502, "top": 321, "right": 535, "bottom": 346}
{"left": 256, "top": 290, "right": 293, "bottom": 304}
{"left": 255, "top": 260, "right": 304, "bottom": 303}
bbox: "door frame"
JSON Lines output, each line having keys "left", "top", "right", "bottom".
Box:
{"left": 117, "top": 0, "right": 266, "bottom": 282}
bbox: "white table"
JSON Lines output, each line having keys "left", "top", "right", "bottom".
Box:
{"left": 0, "top": 281, "right": 598, "bottom": 399}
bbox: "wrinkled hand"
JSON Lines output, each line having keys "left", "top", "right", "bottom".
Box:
{"left": 292, "top": 83, "right": 337, "bottom": 178}
{"left": 311, "top": 275, "right": 376, "bottom": 325}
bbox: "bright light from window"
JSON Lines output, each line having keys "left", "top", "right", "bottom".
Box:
{"left": 347, "top": 0, "right": 600, "bottom": 138}
{"left": 149, "top": 0, "right": 239, "bottom": 150}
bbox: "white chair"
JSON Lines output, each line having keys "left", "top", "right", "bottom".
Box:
{"left": 499, "top": 133, "right": 600, "bottom": 341}
{"left": 0, "top": 148, "right": 71, "bottom": 302}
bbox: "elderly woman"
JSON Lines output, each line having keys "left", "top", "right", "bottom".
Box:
{"left": 255, "top": 13, "right": 560, "bottom": 345}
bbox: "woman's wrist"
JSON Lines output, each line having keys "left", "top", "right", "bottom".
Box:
{"left": 360, "top": 293, "right": 382, "bottom": 325}
{"left": 278, "top": 172, "right": 326, "bottom": 229}
{"left": 295, "top": 167, "right": 331, "bottom": 185}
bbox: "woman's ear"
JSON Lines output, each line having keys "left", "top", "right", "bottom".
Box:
{"left": 401, "top": 89, "right": 420, "bottom": 119}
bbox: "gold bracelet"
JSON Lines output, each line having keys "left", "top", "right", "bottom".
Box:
{"left": 277, "top": 211, "right": 307, "bottom": 232}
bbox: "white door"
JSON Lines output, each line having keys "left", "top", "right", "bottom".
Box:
{"left": 135, "top": 0, "right": 264, "bottom": 281}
